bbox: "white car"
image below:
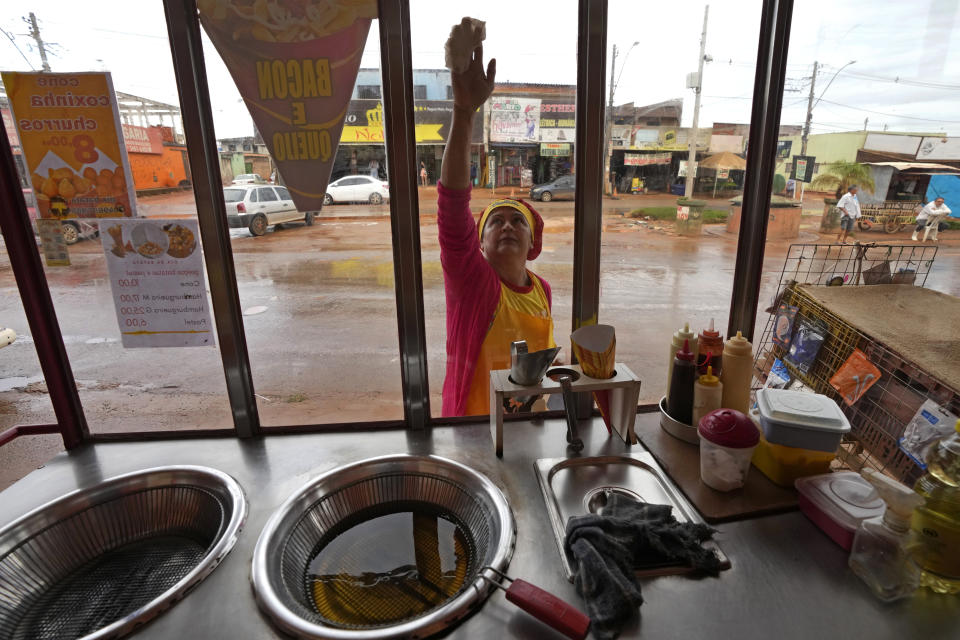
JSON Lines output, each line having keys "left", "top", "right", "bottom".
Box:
{"left": 231, "top": 173, "right": 265, "bottom": 185}
{"left": 222, "top": 185, "right": 315, "bottom": 236}
{"left": 323, "top": 175, "right": 390, "bottom": 205}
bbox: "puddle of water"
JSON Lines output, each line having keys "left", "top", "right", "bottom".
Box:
{"left": 0, "top": 377, "right": 29, "bottom": 392}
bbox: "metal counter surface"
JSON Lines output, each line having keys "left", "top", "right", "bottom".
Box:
{"left": 0, "top": 414, "right": 956, "bottom": 639}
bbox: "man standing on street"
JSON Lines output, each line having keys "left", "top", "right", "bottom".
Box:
{"left": 913, "top": 196, "right": 951, "bottom": 242}
{"left": 836, "top": 184, "right": 861, "bottom": 244}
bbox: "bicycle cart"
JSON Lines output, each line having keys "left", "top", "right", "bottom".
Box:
{"left": 857, "top": 201, "right": 918, "bottom": 234}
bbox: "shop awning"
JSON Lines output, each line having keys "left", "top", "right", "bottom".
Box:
{"left": 699, "top": 151, "right": 747, "bottom": 170}
{"left": 863, "top": 161, "right": 959, "bottom": 173}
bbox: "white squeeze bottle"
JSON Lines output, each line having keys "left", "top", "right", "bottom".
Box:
{"left": 693, "top": 366, "right": 722, "bottom": 428}
{"left": 720, "top": 331, "right": 753, "bottom": 414}
{"left": 667, "top": 323, "right": 698, "bottom": 398}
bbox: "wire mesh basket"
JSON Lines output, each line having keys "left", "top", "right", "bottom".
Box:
{"left": 0, "top": 466, "right": 246, "bottom": 640}
{"left": 754, "top": 243, "right": 952, "bottom": 485}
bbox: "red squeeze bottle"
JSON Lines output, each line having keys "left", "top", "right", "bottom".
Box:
{"left": 667, "top": 338, "right": 697, "bottom": 425}
{"left": 697, "top": 318, "right": 724, "bottom": 376}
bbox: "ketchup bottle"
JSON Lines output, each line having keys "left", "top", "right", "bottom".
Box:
{"left": 697, "top": 318, "right": 724, "bottom": 376}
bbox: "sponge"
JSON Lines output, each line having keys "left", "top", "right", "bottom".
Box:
{"left": 444, "top": 17, "right": 486, "bottom": 73}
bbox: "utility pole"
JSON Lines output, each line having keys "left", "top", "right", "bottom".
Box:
{"left": 864, "top": 117, "right": 868, "bottom": 131}
{"left": 27, "top": 12, "right": 51, "bottom": 72}
{"left": 603, "top": 44, "right": 618, "bottom": 196}
{"left": 800, "top": 61, "right": 818, "bottom": 156}
{"left": 684, "top": 5, "right": 708, "bottom": 199}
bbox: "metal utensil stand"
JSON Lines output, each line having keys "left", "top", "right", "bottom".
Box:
{"left": 490, "top": 363, "right": 642, "bottom": 457}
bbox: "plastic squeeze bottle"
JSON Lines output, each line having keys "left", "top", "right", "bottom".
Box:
{"left": 692, "top": 366, "right": 722, "bottom": 428}
{"left": 697, "top": 318, "right": 723, "bottom": 376}
{"left": 848, "top": 468, "right": 923, "bottom": 602}
{"left": 667, "top": 339, "right": 697, "bottom": 426}
{"left": 910, "top": 419, "right": 960, "bottom": 594}
{"left": 666, "top": 322, "right": 698, "bottom": 398}
{"left": 720, "top": 331, "right": 753, "bottom": 414}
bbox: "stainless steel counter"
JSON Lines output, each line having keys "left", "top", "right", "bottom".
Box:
{"left": 0, "top": 414, "right": 956, "bottom": 639}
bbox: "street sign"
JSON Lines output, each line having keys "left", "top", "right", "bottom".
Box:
{"left": 791, "top": 155, "right": 816, "bottom": 183}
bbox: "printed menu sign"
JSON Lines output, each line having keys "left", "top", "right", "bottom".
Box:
{"left": 100, "top": 219, "right": 213, "bottom": 348}
{"left": 198, "top": 0, "right": 376, "bottom": 213}
{"left": 1, "top": 71, "right": 137, "bottom": 219}
{"left": 36, "top": 219, "right": 70, "bottom": 267}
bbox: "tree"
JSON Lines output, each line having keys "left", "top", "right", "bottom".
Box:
{"left": 809, "top": 161, "right": 875, "bottom": 197}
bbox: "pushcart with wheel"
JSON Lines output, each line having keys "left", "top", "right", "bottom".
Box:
{"left": 857, "top": 201, "right": 918, "bottom": 234}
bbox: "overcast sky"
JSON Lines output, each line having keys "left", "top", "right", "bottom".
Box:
{"left": 2, "top": 0, "right": 958, "bottom": 138}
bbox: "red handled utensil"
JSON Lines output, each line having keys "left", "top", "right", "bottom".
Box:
{"left": 480, "top": 566, "right": 590, "bottom": 640}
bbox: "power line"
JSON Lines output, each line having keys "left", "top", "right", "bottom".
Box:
{"left": 817, "top": 98, "right": 960, "bottom": 124}
{"left": 0, "top": 25, "right": 33, "bottom": 69}
{"left": 819, "top": 64, "right": 960, "bottom": 90}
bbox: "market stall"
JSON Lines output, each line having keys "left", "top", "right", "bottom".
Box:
{"left": 699, "top": 151, "right": 747, "bottom": 198}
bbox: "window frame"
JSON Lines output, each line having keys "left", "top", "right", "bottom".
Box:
{"left": 0, "top": 0, "right": 794, "bottom": 447}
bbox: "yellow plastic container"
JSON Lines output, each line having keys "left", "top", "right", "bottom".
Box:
{"left": 752, "top": 432, "right": 835, "bottom": 487}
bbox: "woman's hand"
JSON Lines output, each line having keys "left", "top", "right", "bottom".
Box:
{"left": 451, "top": 45, "right": 496, "bottom": 114}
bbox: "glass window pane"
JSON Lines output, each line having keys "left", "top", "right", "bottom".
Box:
{"left": 0, "top": 2, "right": 235, "bottom": 434}
{"left": 276, "top": 187, "right": 291, "bottom": 200}
{"left": 412, "top": 2, "right": 578, "bottom": 418}
{"left": 601, "top": 0, "right": 763, "bottom": 408}
{"left": 257, "top": 187, "right": 278, "bottom": 202}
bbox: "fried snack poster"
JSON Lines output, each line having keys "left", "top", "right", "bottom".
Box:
{"left": 100, "top": 218, "right": 213, "bottom": 348}
{"left": 1, "top": 72, "right": 137, "bottom": 219}
{"left": 199, "top": 1, "right": 376, "bottom": 212}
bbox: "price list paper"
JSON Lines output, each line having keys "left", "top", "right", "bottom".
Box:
{"left": 100, "top": 219, "right": 213, "bottom": 348}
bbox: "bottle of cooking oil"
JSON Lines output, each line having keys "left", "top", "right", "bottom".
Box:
{"left": 910, "top": 419, "right": 960, "bottom": 595}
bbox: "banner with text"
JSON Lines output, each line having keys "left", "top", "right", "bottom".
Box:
{"left": 101, "top": 219, "right": 213, "bottom": 348}
{"left": 624, "top": 152, "right": 672, "bottom": 166}
{"left": 2, "top": 71, "right": 137, "bottom": 219}
{"left": 490, "top": 97, "right": 541, "bottom": 143}
{"left": 122, "top": 124, "right": 164, "bottom": 154}
{"left": 199, "top": 1, "right": 376, "bottom": 213}
{"left": 339, "top": 100, "right": 482, "bottom": 145}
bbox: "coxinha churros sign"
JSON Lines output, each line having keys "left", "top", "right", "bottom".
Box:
{"left": 199, "top": 0, "right": 377, "bottom": 212}
{"left": 1, "top": 71, "right": 137, "bottom": 219}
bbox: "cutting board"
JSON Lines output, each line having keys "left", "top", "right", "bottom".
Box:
{"left": 635, "top": 411, "right": 798, "bottom": 523}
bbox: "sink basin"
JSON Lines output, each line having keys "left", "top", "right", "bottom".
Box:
{"left": 535, "top": 452, "right": 729, "bottom": 581}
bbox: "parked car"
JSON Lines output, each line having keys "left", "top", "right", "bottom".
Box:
{"left": 222, "top": 184, "right": 315, "bottom": 236}
{"left": 23, "top": 188, "right": 98, "bottom": 245}
{"left": 529, "top": 175, "right": 576, "bottom": 202}
{"left": 323, "top": 175, "right": 390, "bottom": 205}
{"left": 231, "top": 173, "right": 265, "bottom": 185}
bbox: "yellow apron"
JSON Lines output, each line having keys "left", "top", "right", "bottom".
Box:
{"left": 464, "top": 274, "right": 555, "bottom": 416}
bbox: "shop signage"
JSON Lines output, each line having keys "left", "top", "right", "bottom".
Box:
{"left": 101, "top": 218, "right": 214, "bottom": 348}
{"left": 717, "top": 168, "right": 730, "bottom": 179}
{"left": 540, "top": 143, "right": 571, "bottom": 156}
{"left": 339, "top": 100, "right": 479, "bottom": 145}
{"left": 490, "top": 97, "right": 541, "bottom": 143}
{"left": 917, "top": 136, "right": 960, "bottom": 161}
{"left": 629, "top": 127, "right": 709, "bottom": 151}
{"left": 122, "top": 124, "right": 164, "bottom": 155}
{"left": 540, "top": 128, "right": 575, "bottom": 143}
{"left": 2, "top": 71, "right": 138, "bottom": 219}
{"left": 791, "top": 154, "right": 816, "bottom": 183}
{"left": 199, "top": 2, "right": 376, "bottom": 213}
{"left": 624, "top": 152, "right": 671, "bottom": 166}
{"left": 678, "top": 160, "right": 697, "bottom": 177}
{"left": 776, "top": 140, "right": 792, "bottom": 158}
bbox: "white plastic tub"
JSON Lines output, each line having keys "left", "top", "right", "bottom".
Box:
{"left": 755, "top": 389, "right": 850, "bottom": 452}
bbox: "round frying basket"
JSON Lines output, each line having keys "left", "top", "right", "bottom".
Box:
{"left": 0, "top": 466, "right": 247, "bottom": 640}
{"left": 253, "top": 454, "right": 516, "bottom": 639}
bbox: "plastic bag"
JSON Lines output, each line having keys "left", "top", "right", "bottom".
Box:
{"left": 828, "top": 348, "right": 881, "bottom": 405}
{"left": 764, "top": 358, "right": 791, "bottom": 389}
{"left": 772, "top": 304, "right": 799, "bottom": 348}
{"left": 785, "top": 317, "right": 827, "bottom": 374}
{"left": 899, "top": 400, "right": 958, "bottom": 468}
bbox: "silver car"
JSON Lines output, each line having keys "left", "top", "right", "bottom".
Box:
{"left": 222, "top": 185, "right": 315, "bottom": 236}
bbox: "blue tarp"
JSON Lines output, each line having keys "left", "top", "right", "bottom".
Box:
{"left": 926, "top": 175, "right": 960, "bottom": 216}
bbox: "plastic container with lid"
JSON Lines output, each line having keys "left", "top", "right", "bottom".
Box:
{"left": 795, "top": 471, "right": 885, "bottom": 550}
{"left": 755, "top": 388, "right": 850, "bottom": 452}
{"left": 748, "top": 409, "right": 836, "bottom": 487}
{"left": 698, "top": 408, "right": 759, "bottom": 492}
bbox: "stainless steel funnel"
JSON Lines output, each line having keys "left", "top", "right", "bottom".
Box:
{"left": 509, "top": 341, "right": 561, "bottom": 386}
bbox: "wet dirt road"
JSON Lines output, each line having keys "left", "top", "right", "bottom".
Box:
{"left": 2, "top": 188, "right": 959, "bottom": 488}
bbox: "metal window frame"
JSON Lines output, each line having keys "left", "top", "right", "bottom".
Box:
{"left": 0, "top": 0, "right": 791, "bottom": 446}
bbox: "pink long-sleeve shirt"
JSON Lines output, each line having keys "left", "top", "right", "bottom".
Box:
{"left": 437, "top": 182, "right": 552, "bottom": 416}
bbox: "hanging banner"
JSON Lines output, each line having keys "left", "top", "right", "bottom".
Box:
{"left": 121, "top": 124, "right": 164, "bottom": 154}
{"left": 101, "top": 219, "right": 214, "bottom": 348}
{"left": 624, "top": 152, "right": 672, "bottom": 166}
{"left": 1, "top": 71, "right": 137, "bottom": 219}
{"left": 490, "top": 97, "right": 541, "bottom": 143}
{"left": 199, "top": 1, "right": 377, "bottom": 213}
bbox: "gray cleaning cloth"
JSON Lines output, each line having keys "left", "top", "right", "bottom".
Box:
{"left": 564, "top": 494, "right": 721, "bottom": 640}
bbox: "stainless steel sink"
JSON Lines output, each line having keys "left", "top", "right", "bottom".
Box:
{"left": 534, "top": 452, "right": 729, "bottom": 581}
